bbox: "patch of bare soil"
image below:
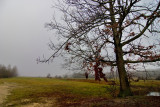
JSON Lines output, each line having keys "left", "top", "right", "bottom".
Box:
{"left": 21, "top": 98, "right": 57, "bottom": 107}
{"left": 80, "top": 97, "right": 160, "bottom": 107}
{"left": 0, "top": 82, "right": 17, "bottom": 105}
{"left": 56, "top": 96, "right": 160, "bottom": 107}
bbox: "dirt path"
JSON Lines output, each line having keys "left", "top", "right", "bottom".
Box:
{"left": 0, "top": 82, "right": 55, "bottom": 107}
{"left": 0, "top": 82, "right": 17, "bottom": 105}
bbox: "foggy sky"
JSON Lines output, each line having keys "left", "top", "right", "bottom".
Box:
{"left": 0, "top": 0, "right": 69, "bottom": 77}
{"left": 0, "top": 0, "right": 159, "bottom": 77}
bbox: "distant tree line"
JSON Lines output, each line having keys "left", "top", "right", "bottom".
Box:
{"left": 68, "top": 70, "right": 160, "bottom": 80}
{"left": 0, "top": 64, "right": 18, "bottom": 78}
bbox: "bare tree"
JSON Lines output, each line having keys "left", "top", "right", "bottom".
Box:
{"left": 39, "top": 0, "right": 160, "bottom": 97}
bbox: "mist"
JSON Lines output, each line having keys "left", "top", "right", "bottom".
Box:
{"left": 0, "top": 0, "right": 69, "bottom": 77}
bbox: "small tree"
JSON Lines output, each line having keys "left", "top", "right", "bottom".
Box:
{"left": 11, "top": 66, "right": 18, "bottom": 77}
{"left": 39, "top": 0, "right": 160, "bottom": 97}
{"left": 46, "top": 73, "right": 51, "bottom": 78}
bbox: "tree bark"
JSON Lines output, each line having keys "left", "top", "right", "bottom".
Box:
{"left": 94, "top": 63, "right": 101, "bottom": 81}
{"left": 99, "top": 68, "right": 108, "bottom": 82}
{"left": 116, "top": 45, "right": 132, "bottom": 97}
{"left": 108, "top": 0, "right": 132, "bottom": 96}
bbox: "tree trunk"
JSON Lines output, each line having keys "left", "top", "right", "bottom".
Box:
{"left": 94, "top": 63, "right": 101, "bottom": 81}
{"left": 116, "top": 46, "right": 132, "bottom": 97}
{"left": 99, "top": 69, "right": 108, "bottom": 82}
{"left": 108, "top": 1, "right": 132, "bottom": 96}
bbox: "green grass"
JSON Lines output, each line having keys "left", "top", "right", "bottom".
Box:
{"left": 0, "top": 77, "right": 112, "bottom": 106}
{"left": 130, "top": 80, "right": 160, "bottom": 96}
{"left": 0, "top": 77, "right": 160, "bottom": 106}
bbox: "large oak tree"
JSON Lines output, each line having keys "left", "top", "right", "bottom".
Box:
{"left": 39, "top": 0, "right": 160, "bottom": 97}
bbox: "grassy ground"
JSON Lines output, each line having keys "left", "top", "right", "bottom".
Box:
{"left": 0, "top": 77, "right": 160, "bottom": 107}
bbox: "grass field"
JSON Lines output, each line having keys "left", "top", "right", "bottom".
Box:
{"left": 0, "top": 77, "right": 160, "bottom": 107}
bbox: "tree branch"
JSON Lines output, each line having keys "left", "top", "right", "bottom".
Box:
{"left": 124, "top": 58, "right": 160, "bottom": 64}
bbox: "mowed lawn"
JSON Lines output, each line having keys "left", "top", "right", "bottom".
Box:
{"left": 0, "top": 77, "right": 160, "bottom": 107}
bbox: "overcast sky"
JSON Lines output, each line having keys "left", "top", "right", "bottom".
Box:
{"left": 0, "top": 0, "right": 70, "bottom": 77}
{"left": 0, "top": 0, "right": 159, "bottom": 77}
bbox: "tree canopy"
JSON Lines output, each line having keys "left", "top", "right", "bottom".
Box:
{"left": 39, "top": 0, "right": 160, "bottom": 97}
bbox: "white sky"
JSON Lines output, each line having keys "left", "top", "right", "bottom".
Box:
{"left": 0, "top": 0, "right": 69, "bottom": 77}
{"left": 0, "top": 0, "right": 159, "bottom": 77}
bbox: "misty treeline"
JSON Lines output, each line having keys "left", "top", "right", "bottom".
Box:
{"left": 0, "top": 64, "right": 18, "bottom": 78}
{"left": 63, "top": 69, "right": 160, "bottom": 80}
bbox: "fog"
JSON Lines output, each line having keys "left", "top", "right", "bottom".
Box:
{"left": 0, "top": 0, "right": 69, "bottom": 77}
{"left": 0, "top": 0, "right": 159, "bottom": 77}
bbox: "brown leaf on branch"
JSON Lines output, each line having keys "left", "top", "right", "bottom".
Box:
{"left": 65, "top": 42, "right": 71, "bottom": 51}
